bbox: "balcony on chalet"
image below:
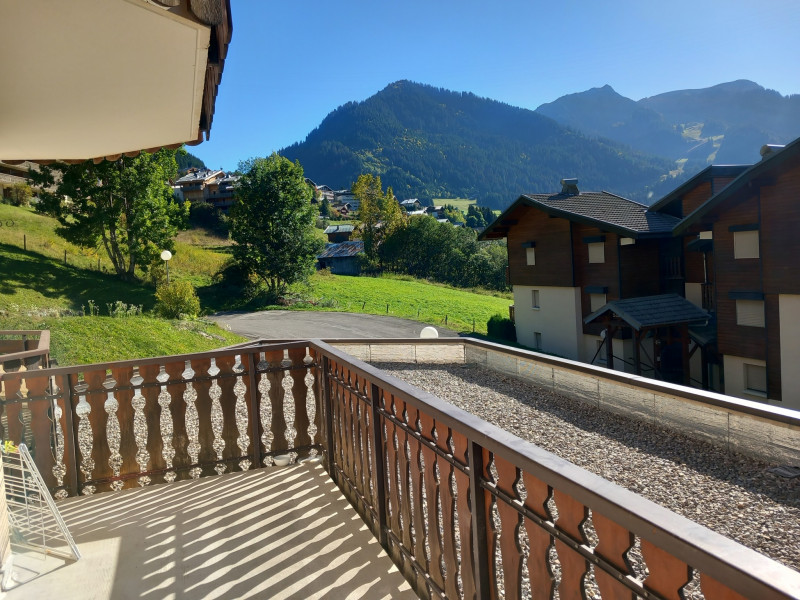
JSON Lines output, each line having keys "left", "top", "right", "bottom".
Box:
{"left": 0, "top": 331, "right": 799, "bottom": 599}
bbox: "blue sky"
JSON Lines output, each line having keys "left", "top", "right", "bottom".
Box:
{"left": 193, "top": 0, "right": 800, "bottom": 171}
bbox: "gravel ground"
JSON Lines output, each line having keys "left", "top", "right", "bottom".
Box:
{"left": 375, "top": 362, "right": 800, "bottom": 574}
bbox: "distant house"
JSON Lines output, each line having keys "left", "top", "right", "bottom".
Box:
{"left": 426, "top": 205, "right": 444, "bottom": 218}
{"left": 317, "top": 240, "right": 364, "bottom": 275}
{"left": 173, "top": 168, "right": 240, "bottom": 212}
{"left": 0, "top": 161, "right": 39, "bottom": 200}
{"left": 334, "top": 190, "right": 359, "bottom": 211}
{"left": 323, "top": 224, "right": 355, "bottom": 243}
{"left": 400, "top": 198, "right": 421, "bottom": 211}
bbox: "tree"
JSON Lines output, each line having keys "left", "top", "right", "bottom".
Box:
{"left": 229, "top": 154, "right": 322, "bottom": 297}
{"left": 4, "top": 183, "right": 34, "bottom": 207}
{"left": 30, "top": 149, "right": 187, "bottom": 280}
{"left": 352, "top": 174, "right": 406, "bottom": 267}
{"left": 319, "top": 195, "right": 331, "bottom": 217}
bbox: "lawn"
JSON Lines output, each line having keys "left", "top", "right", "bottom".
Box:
{"left": 432, "top": 198, "right": 477, "bottom": 212}
{"left": 291, "top": 272, "right": 512, "bottom": 335}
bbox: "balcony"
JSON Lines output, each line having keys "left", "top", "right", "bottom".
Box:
{"left": 1, "top": 337, "right": 799, "bottom": 599}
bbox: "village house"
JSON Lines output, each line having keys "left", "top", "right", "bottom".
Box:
{"left": 482, "top": 140, "right": 800, "bottom": 410}
{"left": 317, "top": 239, "right": 364, "bottom": 275}
{"left": 323, "top": 224, "right": 355, "bottom": 243}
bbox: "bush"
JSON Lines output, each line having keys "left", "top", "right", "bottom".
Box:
{"left": 3, "top": 183, "right": 34, "bottom": 207}
{"left": 155, "top": 280, "right": 201, "bottom": 318}
{"left": 189, "top": 200, "right": 228, "bottom": 235}
{"left": 486, "top": 314, "right": 516, "bottom": 343}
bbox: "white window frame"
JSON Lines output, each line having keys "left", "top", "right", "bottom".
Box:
{"left": 736, "top": 299, "right": 765, "bottom": 327}
{"left": 590, "top": 293, "right": 607, "bottom": 312}
{"left": 526, "top": 247, "right": 536, "bottom": 265}
{"left": 734, "top": 229, "right": 759, "bottom": 259}
{"left": 744, "top": 363, "right": 767, "bottom": 397}
{"left": 588, "top": 242, "right": 605, "bottom": 264}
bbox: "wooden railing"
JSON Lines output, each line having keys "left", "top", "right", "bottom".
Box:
{"left": 313, "top": 340, "right": 800, "bottom": 600}
{"left": 0, "top": 330, "right": 50, "bottom": 372}
{"left": 702, "top": 282, "right": 715, "bottom": 311}
{"left": 1, "top": 338, "right": 799, "bottom": 598}
{"left": 0, "top": 342, "right": 320, "bottom": 498}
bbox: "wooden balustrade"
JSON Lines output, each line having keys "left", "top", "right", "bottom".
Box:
{"left": 1, "top": 337, "right": 799, "bottom": 599}
{"left": 0, "top": 342, "right": 320, "bottom": 498}
{"left": 313, "top": 339, "right": 800, "bottom": 600}
{"left": 0, "top": 330, "right": 50, "bottom": 372}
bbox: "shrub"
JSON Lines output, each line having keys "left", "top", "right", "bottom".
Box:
{"left": 3, "top": 183, "right": 34, "bottom": 207}
{"left": 155, "top": 280, "right": 201, "bottom": 318}
{"left": 486, "top": 314, "right": 516, "bottom": 342}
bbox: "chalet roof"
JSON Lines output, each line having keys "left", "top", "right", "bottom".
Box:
{"left": 323, "top": 225, "right": 355, "bottom": 234}
{"left": 648, "top": 165, "right": 749, "bottom": 214}
{"left": 318, "top": 240, "right": 364, "bottom": 259}
{"left": 583, "top": 294, "right": 710, "bottom": 331}
{"left": 400, "top": 199, "right": 419, "bottom": 206}
{"left": 674, "top": 136, "right": 800, "bottom": 235}
{"left": 175, "top": 169, "right": 225, "bottom": 184}
{"left": 481, "top": 192, "right": 680, "bottom": 240}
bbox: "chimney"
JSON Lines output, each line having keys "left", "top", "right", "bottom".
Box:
{"left": 560, "top": 178, "right": 579, "bottom": 195}
{"left": 760, "top": 144, "right": 785, "bottom": 160}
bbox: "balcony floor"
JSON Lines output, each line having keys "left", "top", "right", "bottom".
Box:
{"left": 2, "top": 463, "right": 415, "bottom": 600}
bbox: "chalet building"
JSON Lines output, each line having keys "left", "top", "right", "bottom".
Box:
{"left": 0, "top": 161, "right": 38, "bottom": 200}
{"left": 172, "top": 168, "right": 240, "bottom": 212}
{"left": 482, "top": 140, "right": 800, "bottom": 411}
{"left": 323, "top": 224, "right": 355, "bottom": 243}
{"left": 317, "top": 240, "right": 364, "bottom": 275}
{"left": 400, "top": 198, "right": 421, "bottom": 211}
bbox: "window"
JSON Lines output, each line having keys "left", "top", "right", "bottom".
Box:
{"left": 734, "top": 230, "right": 759, "bottom": 259}
{"left": 532, "top": 289, "right": 540, "bottom": 309}
{"left": 588, "top": 242, "right": 605, "bottom": 263}
{"left": 526, "top": 247, "right": 536, "bottom": 265}
{"left": 534, "top": 332, "right": 542, "bottom": 350}
{"left": 736, "top": 300, "right": 765, "bottom": 327}
{"left": 590, "top": 293, "right": 606, "bottom": 312}
{"left": 744, "top": 363, "right": 767, "bottom": 396}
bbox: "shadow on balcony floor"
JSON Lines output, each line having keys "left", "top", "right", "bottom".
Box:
{"left": 2, "top": 464, "right": 415, "bottom": 600}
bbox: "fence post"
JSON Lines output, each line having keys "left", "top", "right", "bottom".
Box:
{"left": 321, "top": 355, "right": 335, "bottom": 479}
{"left": 370, "top": 382, "right": 389, "bottom": 549}
{"left": 246, "top": 351, "right": 262, "bottom": 469}
{"left": 57, "top": 374, "right": 79, "bottom": 497}
{"left": 468, "top": 440, "right": 491, "bottom": 598}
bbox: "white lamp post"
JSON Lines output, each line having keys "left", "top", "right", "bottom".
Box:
{"left": 160, "top": 250, "right": 173, "bottom": 284}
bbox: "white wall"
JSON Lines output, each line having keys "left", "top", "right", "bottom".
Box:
{"left": 685, "top": 282, "right": 702, "bottom": 308}
{"left": 779, "top": 294, "right": 800, "bottom": 410}
{"left": 723, "top": 355, "right": 770, "bottom": 404}
{"left": 513, "top": 286, "right": 581, "bottom": 359}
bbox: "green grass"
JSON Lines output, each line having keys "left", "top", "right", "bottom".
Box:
{"left": 286, "top": 272, "right": 512, "bottom": 335}
{"left": 433, "top": 198, "right": 477, "bottom": 212}
{"left": 0, "top": 314, "right": 244, "bottom": 366}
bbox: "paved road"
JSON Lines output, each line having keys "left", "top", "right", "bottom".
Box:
{"left": 210, "top": 310, "right": 459, "bottom": 340}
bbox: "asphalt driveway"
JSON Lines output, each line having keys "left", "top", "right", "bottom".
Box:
{"left": 210, "top": 310, "right": 459, "bottom": 340}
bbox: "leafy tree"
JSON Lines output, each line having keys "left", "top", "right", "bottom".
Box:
{"left": 319, "top": 195, "right": 331, "bottom": 217}
{"left": 229, "top": 154, "right": 322, "bottom": 297}
{"left": 3, "top": 183, "right": 34, "bottom": 207}
{"left": 29, "top": 149, "right": 187, "bottom": 280}
{"left": 442, "top": 204, "right": 466, "bottom": 225}
{"left": 352, "top": 174, "right": 406, "bottom": 267}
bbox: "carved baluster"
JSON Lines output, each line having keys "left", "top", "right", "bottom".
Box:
{"left": 183, "top": 361, "right": 201, "bottom": 478}
{"left": 592, "top": 511, "right": 636, "bottom": 600}
{"left": 155, "top": 365, "right": 176, "bottom": 483}
{"left": 641, "top": 540, "right": 691, "bottom": 599}
{"left": 494, "top": 455, "right": 524, "bottom": 600}
{"left": 303, "top": 349, "right": 319, "bottom": 452}
{"left": 73, "top": 379, "right": 95, "bottom": 495}
{"left": 396, "top": 399, "right": 413, "bottom": 553}
{"left": 49, "top": 377, "right": 69, "bottom": 499}
{"left": 289, "top": 347, "right": 311, "bottom": 454}
{"left": 408, "top": 406, "right": 428, "bottom": 575}
{"left": 2, "top": 373, "right": 22, "bottom": 444}
{"left": 130, "top": 368, "right": 150, "bottom": 486}
{"left": 281, "top": 359, "right": 296, "bottom": 457}
{"left": 522, "top": 471, "right": 555, "bottom": 600}
{"left": 233, "top": 355, "right": 251, "bottom": 471}
{"left": 109, "top": 366, "right": 135, "bottom": 489}
{"left": 103, "top": 374, "right": 124, "bottom": 491}
{"left": 385, "top": 395, "right": 402, "bottom": 539}
{"left": 419, "top": 412, "right": 444, "bottom": 591}
{"left": 24, "top": 374, "right": 53, "bottom": 482}
{"left": 553, "top": 489, "right": 589, "bottom": 599}
{"left": 265, "top": 350, "right": 287, "bottom": 456}
{"left": 256, "top": 353, "right": 273, "bottom": 465}
{"left": 358, "top": 377, "right": 373, "bottom": 504}
{"left": 451, "top": 429, "right": 476, "bottom": 600}
{"left": 433, "top": 422, "right": 456, "bottom": 598}
{"left": 208, "top": 358, "right": 226, "bottom": 475}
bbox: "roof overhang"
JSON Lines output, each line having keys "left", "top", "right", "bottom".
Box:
{"left": 584, "top": 294, "right": 711, "bottom": 331}
{"left": 0, "top": 0, "right": 231, "bottom": 162}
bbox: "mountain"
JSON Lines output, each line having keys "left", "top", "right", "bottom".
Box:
{"left": 280, "top": 81, "right": 678, "bottom": 208}
{"left": 536, "top": 80, "right": 800, "bottom": 165}
{"left": 176, "top": 149, "right": 207, "bottom": 172}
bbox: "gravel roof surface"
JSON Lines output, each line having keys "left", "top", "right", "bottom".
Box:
{"left": 375, "top": 362, "right": 800, "bottom": 573}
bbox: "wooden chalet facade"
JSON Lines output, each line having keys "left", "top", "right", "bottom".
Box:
{"left": 483, "top": 142, "right": 800, "bottom": 410}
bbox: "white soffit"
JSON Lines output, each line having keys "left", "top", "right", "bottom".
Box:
{"left": 0, "top": 0, "right": 210, "bottom": 160}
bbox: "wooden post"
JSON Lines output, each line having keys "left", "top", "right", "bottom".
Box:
{"left": 246, "top": 351, "right": 262, "bottom": 469}
{"left": 23, "top": 234, "right": 26, "bottom": 251}
{"left": 468, "top": 440, "right": 490, "bottom": 598}
{"left": 681, "top": 324, "right": 691, "bottom": 386}
{"left": 64, "top": 249, "right": 67, "bottom": 265}
{"left": 321, "top": 355, "right": 335, "bottom": 479}
{"left": 633, "top": 330, "right": 642, "bottom": 376}
{"left": 58, "top": 374, "right": 79, "bottom": 497}
{"left": 605, "top": 322, "right": 614, "bottom": 370}
{"left": 370, "top": 383, "right": 389, "bottom": 550}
